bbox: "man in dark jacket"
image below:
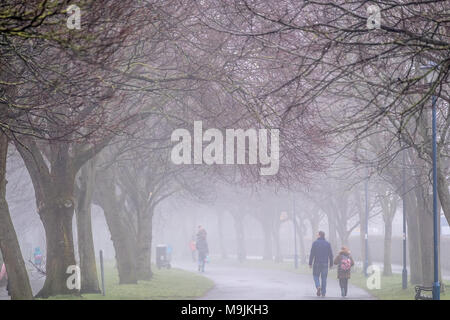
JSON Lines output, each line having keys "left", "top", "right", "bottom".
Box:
{"left": 309, "top": 231, "right": 333, "bottom": 297}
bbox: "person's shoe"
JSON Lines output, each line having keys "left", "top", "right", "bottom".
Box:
{"left": 316, "top": 287, "right": 321, "bottom": 296}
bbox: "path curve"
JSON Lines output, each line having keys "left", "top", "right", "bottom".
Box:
{"left": 175, "top": 261, "right": 374, "bottom": 300}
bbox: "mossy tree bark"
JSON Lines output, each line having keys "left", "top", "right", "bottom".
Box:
{"left": 94, "top": 171, "right": 138, "bottom": 284}
{"left": 16, "top": 140, "right": 79, "bottom": 298}
{"left": 136, "top": 208, "right": 153, "bottom": 280}
{"left": 75, "top": 157, "right": 100, "bottom": 293}
{"left": 0, "top": 134, "right": 33, "bottom": 300}
{"left": 378, "top": 185, "right": 397, "bottom": 276}
{"left": 15, "top": 137, "right": 108, "bottom": 297}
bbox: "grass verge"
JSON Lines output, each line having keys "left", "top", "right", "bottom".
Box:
{"left": 46, "top": 264, "right": 214, "bottom": 300}
{"left": 349, "top": 272, "right": 449, "bottom": 300}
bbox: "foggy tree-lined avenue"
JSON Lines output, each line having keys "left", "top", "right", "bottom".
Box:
{"left": 0, "top": 0, "right": 448, "bottom": 302}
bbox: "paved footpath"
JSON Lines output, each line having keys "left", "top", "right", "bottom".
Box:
{"left": 175, "top": 262, "right": 374, "bottom": 300}
{"left": 0, "top": 262, "right": 375, "bottom": 300}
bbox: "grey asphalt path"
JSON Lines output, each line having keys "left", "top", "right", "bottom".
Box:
{"left": 175, "top": 261, "right": 375, "bottom": 300}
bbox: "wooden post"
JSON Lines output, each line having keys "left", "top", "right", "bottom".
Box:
{"left": 100, "top": 250, "right": 105, "bottom": 296}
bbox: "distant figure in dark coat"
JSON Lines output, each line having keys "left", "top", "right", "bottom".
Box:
{"left": 196, "top": 226, "right": 209, "bottom": 272}
{"left": 309, "top": 231, "right": 333, "bottom": 297}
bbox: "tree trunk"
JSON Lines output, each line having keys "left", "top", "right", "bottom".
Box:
{"left": 335, "top": 217, "right": 350, "bottom": 248}
{"left": 295, "top": 218, "right": 307, "bottom": 264}
{"left": 15, "top": 139, "right": 80, "bottom": 298}
{"left": 354, "top": 190, "right": 373, "bottom": 266}
{"left": 37, "top": 201, "right": 78, "bottom": 298}
{"left": 105, "top": 207, "right": 138, "bottom": 284}
{"left": 217, "top": 212, "right": 228, "bottom": 260}
{"left": 36, "top": 166, "right": 78, "bottom": 298}
{"left": 75, "top": 158, "right": 100, "bottom": 293}
{"left": 309, "top": 217, "right": 319, "bottom": 243}
{"left": 417, "top": 209, "right": 433, "bottom": 287}
{"left": 0, "top": 251, "right": 3, "bottom": 287}
{"left": 232, "top": 213, "right": 246, "bottom": 262}
{"left": 94, "top": 174, "right": 138, "bottom": 284}
{"left": 327, "top": 213, "right": 338, "bottom": 254}
{"left": 415, "top": 182, "right": 434, "bottom": 287}
{"left": 357, "top": 210, "right": 372, "bottom": 266}
{"left": 383, "top": 220, "right": 393, "bottom": 276}
{"left": 272, "top": 223, "right": 283, "bottom": 263}
{"left": 136, "top": 209, "right": 153, "bottom": 280}
{"left": 0, "top": 135, "right": 33, "bottom": 299}
{"left": 405, "top": 192, "right": 423, "bottom": 284}
{"left": 341, "top": 233, "right": 350, "bottom": 248}
{"left": 437, "top": 156, "right": 450, "bottom": 227}
{"left": 261, "top": 220, "right": 273, "bottom": 260}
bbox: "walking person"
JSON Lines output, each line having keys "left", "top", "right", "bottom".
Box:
{"left": 33, "top": 247, "right": 43, "bottom": 267}
{"left": 189, "top": 236, "right": 197, "bottom": 262}
{"left": 196, "top": 225, "right": 209, "bottom": 272}
{"left": 0, "top": 263, "right": 9, "bottom": 297}
{"left": 334, "top": 246, "right": 354, "bottom": 298}
{"left": 309, "top": 231, "right": 333, "bottom": 297}
{"left": 0, "top": 262, "right": 6, "bottom": 287}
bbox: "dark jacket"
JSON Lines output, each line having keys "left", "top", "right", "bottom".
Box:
{"left": 309, "top": 237, "right": 333, "bottom": 267}
{"left": 196, "top": 231, "right": 209, "bottom": 254}
{"left": 334, "top": 251, "right": 355, "bottom": 279}
{"left": 6, "top": 279, "right": 10, "bottom": 297}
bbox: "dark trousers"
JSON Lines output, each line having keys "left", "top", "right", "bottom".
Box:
{"left": 6, "top": 279, "right": 10, "bottom": 297}
{"left": 198, "top": 252, "right": 207, "bottom": 272}
{"left": 339, "top": 278, "right": 348, "bottom": 296}
{"left": 313, "top": 263, "right": 329, "bottom": 295}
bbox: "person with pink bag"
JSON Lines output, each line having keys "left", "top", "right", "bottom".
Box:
{"left": 0, "top": 262, "right": 10, "bottom": 297}
{"left": 334, "top": 246, "right": 355, "bottom": 298}
{"left": 0, "top": 263, "right": 6, "bottom": 282}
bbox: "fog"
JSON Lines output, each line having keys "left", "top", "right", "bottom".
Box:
{"left": 6, "top": 155, "right": 448, "bottom": 284}
{"left": 0, "top": 1, "right": 448, "bottom": 302}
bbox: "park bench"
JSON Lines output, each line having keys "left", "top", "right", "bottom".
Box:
{"left": 414, "top": 285, "right": 433, "bottom": 300}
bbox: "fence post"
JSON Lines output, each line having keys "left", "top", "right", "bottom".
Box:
{"left": 100, "top": 250, "right": 105, "bottom": 296}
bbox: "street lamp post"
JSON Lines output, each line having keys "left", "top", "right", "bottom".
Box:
{"left": 421, "top": 63, "right": 440, "bottom": 300}
{"left": 402, "top": 145, "right": 408, "bottom": 289}
{"left": 364, "top": 169, "right": 369, "bottom": 277}
{"left": 280, "top": 210, "right": 298, "bottom": 267}
{"left": 431, "top": 94, "right": 440, "bottom": 300}
{"left": 293, "top": 197, "right": 299, "bottom": 269}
